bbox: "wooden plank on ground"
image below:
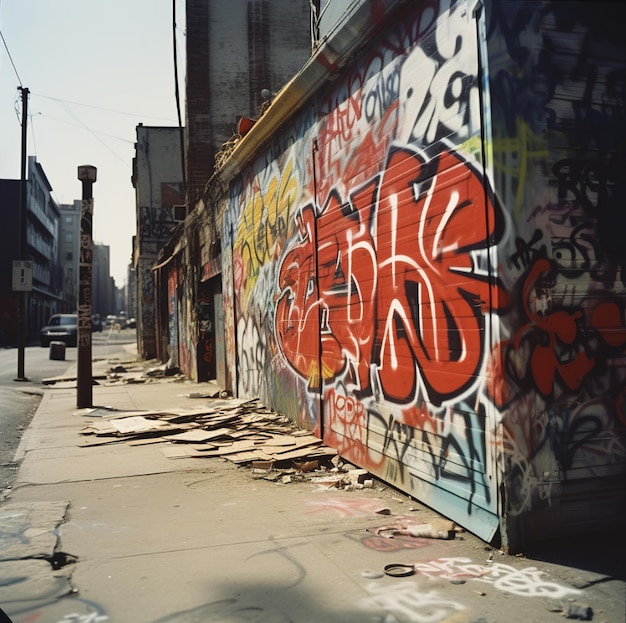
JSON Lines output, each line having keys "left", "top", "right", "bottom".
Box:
{"left": 268, "top": 445, "right": 324, "bottom": 461}
{"left": 162, "top": 428, "right": 233, "bottom": 443}
{"left": 223, "top": 449, "right": 276, "bottom": 463}
{"left": 161, "top": 446, "right": 208, "bottom": 459}
{"left": 127, "top": 437, "right": 169, "bottom": 446}
{"left": 268, "top": 436, "right": 322, "bottom": 455}
{"left": 110, "top": 416, "right": 169, "bottom": 434}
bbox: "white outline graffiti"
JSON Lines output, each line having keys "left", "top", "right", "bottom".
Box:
{"left": 413, "top": 557, "right": 581, "bottom": 598}
{"left": 361, "top": 581, "right": 465, "bottom": 623}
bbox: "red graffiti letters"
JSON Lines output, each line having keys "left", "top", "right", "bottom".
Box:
{"left": 275, "top": 147, "right": 502, "bottom": 406}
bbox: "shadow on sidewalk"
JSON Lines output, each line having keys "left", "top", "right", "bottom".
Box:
{"left": 522, "top": 528, "right": 625, "bottom": 581}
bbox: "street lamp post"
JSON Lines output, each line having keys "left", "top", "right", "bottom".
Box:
{"left": 77, "top": 165, "right": 97, "bottom": 408}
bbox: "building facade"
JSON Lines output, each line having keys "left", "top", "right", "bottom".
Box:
{"left": 92, "top": 243, "right": 117, "bottom": 320}
{"left": 184, "top": 0, "right": 313, "bottom": 208}
{"left": 0, "top": 179, "right": 21, "bottom": 345}
{"left": 134, "top": 0, "right": 314, "bottom": 368}
{"left": 158, "top": 0, "right": 626, "bottom": 551}
{"left": 58, "top": 200, "right": 81, "bottom": 313}
{"left": 0, "top": 158, "right": 65, "bottom": 344}
{"left": 132, "top": 125, "right": 185, "bottom": 359}
{"left": 24, "top": 157, "right": 64, "bottom": 337}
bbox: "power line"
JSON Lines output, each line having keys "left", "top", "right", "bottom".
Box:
{"left": 0, "top": 27, "right": 22, "bottom": 86}
{"left": 33, "top": 92, "right": 176, "bottom": 122}
{"left": 57, "top": 100, "right": 128, "bottom": 166}
{"left": 173, "top": 0, "right": 186, "bottom": 199}
{"left": 35, "top": 112, "right": 135, "bottom": 143}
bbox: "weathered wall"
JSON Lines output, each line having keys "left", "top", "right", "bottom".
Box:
{"left": 134, "top": 126, "right": 184, "bottom": 359}
{"left": 485, "top": 1, "right": 626, "bottom": 545}
{"left": 216, "top": 0, "right": 625, "bottom": 549}
{"left": 224, "top": 0, "right": 502, "bottom": 541}
{"left": 205, "top": 0, "right": 312, "bottom": 157}
{"left": 0, "top": 180, "right": 21, "bottom": 345}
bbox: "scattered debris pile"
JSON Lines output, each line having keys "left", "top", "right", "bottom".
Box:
{"left": 106, "top": 359, "right": 188, "bottom": 383}
{"left": 75, "top": 360, "right": 389, "bottom": 487}
{"left": 369, "top": 515, "right": 458, "bottom": 540}
{"left": 78, "top": 398, "right": 338, "bottom": 471}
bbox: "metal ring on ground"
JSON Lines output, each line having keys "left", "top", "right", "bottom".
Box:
{"left": 383, "top": 563, "right": 415, "bottom": 577}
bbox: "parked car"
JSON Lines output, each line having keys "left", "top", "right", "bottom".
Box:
{"left": 40, "top": 314, "right": 78, "bottom": 347}
{"left": 126, "top": 317, "right": 136, "bottom": 329}
{"left": 105, "top": 314, "right": 117, "bottom": 329}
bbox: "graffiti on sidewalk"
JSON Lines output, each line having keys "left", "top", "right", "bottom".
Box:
{"left": 304, "top": 496, "right": 393, "bottom": 517}
{"left": 412, "top": 557, "right": 581, "bottom": 598}
{"left": 53, "top": 613, "right": 108, "bottom": 623}
{"left": 8, "top": 597, "right": 108, "bottom": 623}
{"left": 360, "top": 581, "right": 465, "bottom": 623}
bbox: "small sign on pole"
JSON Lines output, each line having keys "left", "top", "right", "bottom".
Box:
{"left": 12, "top": 260, "right": 32, "bottom": 292}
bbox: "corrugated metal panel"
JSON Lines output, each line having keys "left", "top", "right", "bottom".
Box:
{"left": 314, "top": 1, "right": 500, "bottom": 541}
{"left": 487, "top": 0, "right": 626, "bottom": 549}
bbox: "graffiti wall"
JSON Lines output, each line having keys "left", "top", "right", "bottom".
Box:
{"left": 137, "top": 258, "right": 157, "bottom": 360}
{"left": 167, "top": 264, "right": 179, "bottom": 368}
{"left": 485, "top": 1, "right": 626, "bottom": 544}
{"left": 222, "top": 0, "right": 626, "bottom": 548}
{"left": 177, "top": 249, "right": 197, "bottom": 380}
{"left": 224, "top": 114, "right": 321, "bottom": 431}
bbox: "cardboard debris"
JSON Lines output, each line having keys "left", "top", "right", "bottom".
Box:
{"left": 78, "top": 397, "right": 337, "bottom": 469}
{"left": 162, "top": 428, "right": 234, "bottom": 443}
{"left": 111, "top": 416, "right": 171, "bottom": 434}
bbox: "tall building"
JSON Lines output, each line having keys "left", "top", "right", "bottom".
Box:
{"left": 58, "top": 200, "right": 81, "bottom": 312}
{"left": 184, "top": 0, "right": 313, "bottom": 208}
{"left": 0, "top": 157, "right": 63, "bottom": 344}
{"left": 0, "top": 179, "right": 21, "bottom": 345}
{"left": 24, "top": 157, "right": 64, "bottom": 337}
{"left": 125, "top": 263, "right": 136, "bottom": 320}
{"left": 93, "top": 243, "right": 116, "bottom": 319}
{"left": 134, "top": 0, "right": 314, "bottom": 374}
{"left": 132, "top": 126, "right": 185, "bottom": 359}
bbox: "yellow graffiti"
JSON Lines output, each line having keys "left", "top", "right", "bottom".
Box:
{"left": 235, "top": 158, "right": 299, "bottom": 304}
{"left": 491, "top": 121, "right": 549, "bottom": 220}
{"left": 463, "top": 120, "right": 549, "bottom": 222}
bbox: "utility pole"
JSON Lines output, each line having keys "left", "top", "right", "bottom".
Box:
{"left": 15, "top": 86, "right": 29, "bottom": 382}
{"left": 76, "top": 165, "right": 97, "bottom": 408}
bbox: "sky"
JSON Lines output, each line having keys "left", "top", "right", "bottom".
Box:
{"left": 0, "top": 0, "right": 186, "bottom": 287}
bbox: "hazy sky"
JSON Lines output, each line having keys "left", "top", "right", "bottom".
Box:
{"left": 0, "top": 0, "right": 186, "bottom": 286}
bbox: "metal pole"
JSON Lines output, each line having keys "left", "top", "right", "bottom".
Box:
{"left": 76, "top": 165, "right": 97, "bottom": 408}
{"left": 16, "top": 87, "right": 29, "bottom": 381}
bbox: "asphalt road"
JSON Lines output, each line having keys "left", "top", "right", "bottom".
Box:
{"left": 0, "top": 329, "right": 137, "bottom": 496}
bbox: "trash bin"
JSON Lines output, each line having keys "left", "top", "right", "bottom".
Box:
{"left": 49, "top": 341, "right": 66, "bottom": 361}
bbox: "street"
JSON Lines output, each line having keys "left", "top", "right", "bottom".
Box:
{"left": 0, "top": 329, "right": 137, "bottom": 495}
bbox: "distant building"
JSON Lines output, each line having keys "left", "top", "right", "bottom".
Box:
{"left": 125, "top": 263, "right": 136, "bottom": 320}
{"left": 0, "top": 157, "right": 63, "bottom": 344}
{"left": 58, "top": 200, "right": 81, "bottom": 312}
{"left": 137, "top": 0, "right": 314, "bottom": 375}
{"left": 0, "top": 179, "right": 21, "bottom": 345}
{"left": 132, "top": 126, "right": 185, "bottom": 359}
{"left": 93, "top": 243, "right": 116, "bottom": 319}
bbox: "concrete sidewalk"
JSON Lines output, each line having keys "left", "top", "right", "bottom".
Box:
{"left": 1, "top": 354, "right": 624, "bottom": 623}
